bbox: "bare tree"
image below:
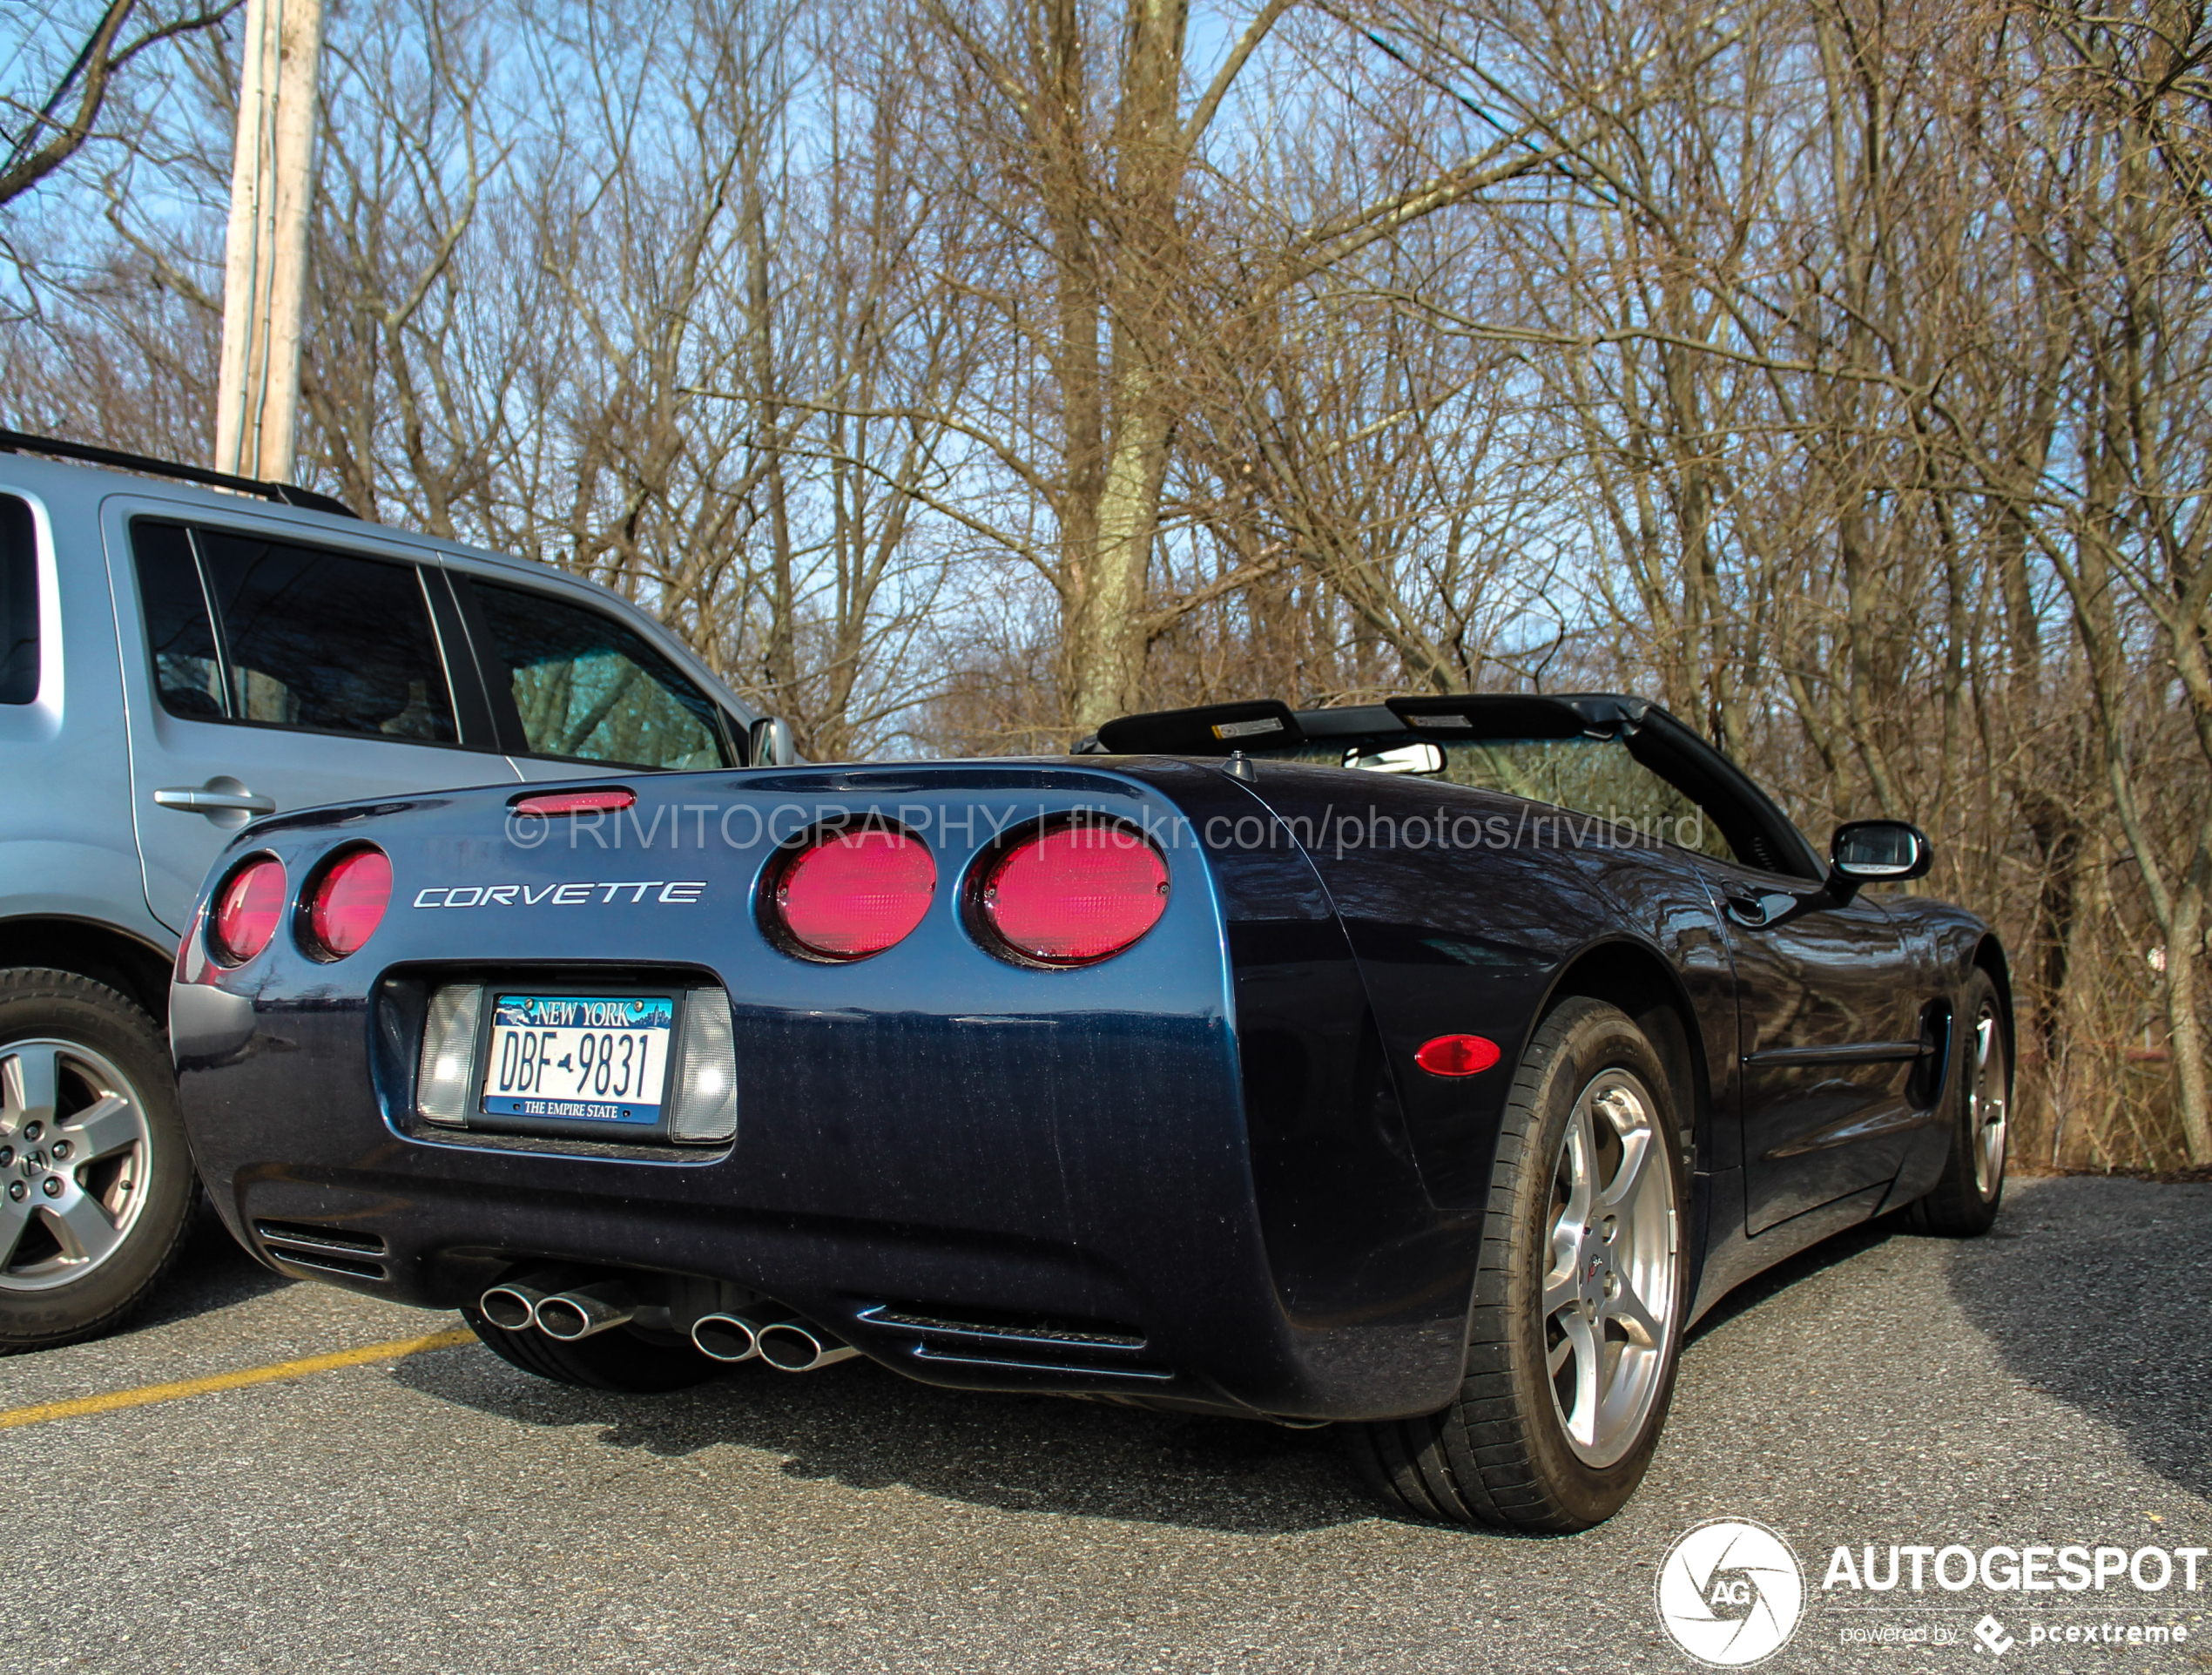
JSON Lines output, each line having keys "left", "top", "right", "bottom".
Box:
{"left": 0, "top": 0, "right": 246, "bottom": 209}
{"left": 10, "top": 0, "right": 2212, "bottom": 1165}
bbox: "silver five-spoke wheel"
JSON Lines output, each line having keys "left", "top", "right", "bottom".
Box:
{"left": 0, "top": 1040, "right": 154, "bottom": 1290}
{"left": 1542, "top": 1068, "right": 1677, "bottom": 1469}
{"left": 1969, "top": 1006, "right": 2007, "bottom": 1199}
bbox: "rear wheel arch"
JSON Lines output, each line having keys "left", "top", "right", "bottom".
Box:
{"left": 0, "top": 917, "right": 174, "bottom": 1025}
{"left": 1539, "top": 939, "right": 1710, "bottom": 1168}
{"left": 1345, "top": 995, "right": 1691, "bottom": 1529}
{"left": 1972, "top": 934, "right": 2016, "bottom": 1074}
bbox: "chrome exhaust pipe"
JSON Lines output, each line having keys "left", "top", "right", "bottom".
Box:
{"left": 754, "top": 1320, "right": 860, "bottom": 1373}
{"left": 690, "top": 1313, "right": 764, "bottom": 1363}
{"left": 479, "top": 1268, "right": 572, "bottom": 1332}
{"left": 534, "top": 1280, "right": 637, "bottom": 1341}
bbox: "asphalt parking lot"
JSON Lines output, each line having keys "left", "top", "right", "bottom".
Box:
{"left": 4, "top": 1175, "right": 2206, "bottom": 1675}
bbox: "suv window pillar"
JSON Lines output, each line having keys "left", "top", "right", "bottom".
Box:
{"left": 0, "top": 496, "right": 39, "bottom": 706}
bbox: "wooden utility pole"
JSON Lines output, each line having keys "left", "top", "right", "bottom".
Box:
{"left": 214, "top": 0, "right": 322, "bottom": 483}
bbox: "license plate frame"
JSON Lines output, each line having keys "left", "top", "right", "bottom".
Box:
{"left": 473, "top": 989, "right": 682, "bottom": 1139}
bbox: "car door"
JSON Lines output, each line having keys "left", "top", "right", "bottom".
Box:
{"left": 108, "top": 506, "right": 521, "bottom": 933}
{"left": 447, "top": 571, "right": 740, "bottom": 780}
{"left": 1612, "top": 718, "right": 1935, "bottom": 1235}
{"left": 1694, "top": 851, "right": 1930, "bottom": 1234}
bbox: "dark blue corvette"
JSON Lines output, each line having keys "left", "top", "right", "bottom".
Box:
{"left": 171, "top": 692, "right": 2012, "bottom": 1530}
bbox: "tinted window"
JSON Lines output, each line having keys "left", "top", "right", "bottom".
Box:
{"left": 0, "top": 496, "right": 38, "bottom": 705}
{"left": 131, "top": 520, "right": 458, "bottom": 743}
{"left": 473, "top": 580, "right": 727, "bottom": 770}
{"left": 133, "top": 521, "right": 226, "bottom": 717}
{"left": 197, "top": 530, "right": 456, "bottom": 741}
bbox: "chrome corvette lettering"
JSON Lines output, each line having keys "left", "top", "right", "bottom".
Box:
{"left": 411, "top": 880, "right": 708, "bottom": 908}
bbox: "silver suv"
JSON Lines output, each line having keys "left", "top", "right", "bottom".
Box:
{"left": 0, "top": 432, "right": 776, "bottom": 1350}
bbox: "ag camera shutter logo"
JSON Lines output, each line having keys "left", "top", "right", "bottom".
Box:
{"left": 1656, "top": 1518, "right": 1806, "bottom": 1666}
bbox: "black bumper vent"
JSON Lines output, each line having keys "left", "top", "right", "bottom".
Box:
{"left": 253, "top": 1219, "right": 389, "bottom": 1280}
{"left": 854, "top": 1301, "right": 1169, "bottom": 1381}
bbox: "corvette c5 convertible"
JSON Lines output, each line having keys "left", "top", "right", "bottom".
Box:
{"left": 170, "top": 692, "right": 2012, "bottom": 1530}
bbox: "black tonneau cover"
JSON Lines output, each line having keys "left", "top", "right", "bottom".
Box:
{"left": 1089, "top": 692, "right": 1650, "bottom": 755}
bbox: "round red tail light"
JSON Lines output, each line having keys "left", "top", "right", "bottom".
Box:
{"left": 775, "top": 830, "right": 935, "bottom": 958}
{"left": 304, "top": 848, "right": 393, "bottom": 960}
{"left": 210, "top": 857, "right": 287, "bottom": 965}
{"left": 979, "top": 827, "right": 1169, "bottom": 964}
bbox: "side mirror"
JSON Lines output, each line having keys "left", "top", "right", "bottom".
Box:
{"left": 1830, "top": 820, "right": 1932, "bottom": 887}
{"left": 747, "top": 715, "right": 798, "bottom": 767}
{"left": 1730, "top": 821, "right": 1934, "bottom": 930}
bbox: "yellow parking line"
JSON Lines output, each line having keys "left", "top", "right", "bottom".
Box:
{"left": 0, "top": 1327, "right": 476, "bottom": 1430}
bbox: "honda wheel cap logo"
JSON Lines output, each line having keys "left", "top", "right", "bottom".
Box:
{"left": 1656, "top": 1518, "right": 1804, "bottom": 1665}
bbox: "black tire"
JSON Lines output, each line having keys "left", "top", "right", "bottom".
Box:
{"left": 1905, "top": 969, "right": 2009, "bottom": 1237}
{"left": 461, "top": 1303, "right": 727, "bottom": 1393}
{"left": 1343, "top": 998, "right": 1690, "bottom": 1531}
{"left": 0, "top": 969, "right": 196, "bottom": 1351}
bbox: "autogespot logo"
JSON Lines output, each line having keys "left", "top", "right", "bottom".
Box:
{"left": 1656, "top": 1518, "right": 1807, "bottom": 1666}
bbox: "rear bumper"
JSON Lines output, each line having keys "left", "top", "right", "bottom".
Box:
{"left": 185, "top": 992, "right": 1473, "bottom": 1419}
{"left": 172, "top": 764, "right": 1480, "bottom": 1422}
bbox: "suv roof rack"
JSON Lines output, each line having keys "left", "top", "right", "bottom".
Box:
{"left": 0, "top": 428, "right": 361, "bottom": 521}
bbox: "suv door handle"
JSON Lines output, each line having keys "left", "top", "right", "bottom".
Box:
{"left": 154, "top": 779, "right": 277, "bottom": 821}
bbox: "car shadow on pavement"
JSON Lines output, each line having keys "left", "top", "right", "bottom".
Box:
{"left": 391, "top": 1343, "right": 1390, "bottom": 1536}
{"left": 123, "top": 1211, "right": 293, "bottom": 1333}
{"left": 1942, "top": 1176, "right": 2211, "bottom": 1500}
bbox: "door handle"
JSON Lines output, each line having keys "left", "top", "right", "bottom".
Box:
{"left": 1727, "top": 884, "right": 1855, "bottom": 931}
{"left": 1726, "top": 889, "right": 1801, "bottom": 929}
{"left": 154, "top": 779, "right": 276, "bottom": 822}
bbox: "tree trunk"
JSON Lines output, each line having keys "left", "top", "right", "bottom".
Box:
{"left": 2163, "top": 864, "right": 2212, "bottom": 1165}
{"left": 1069, "top": 399, "right": 1172, "bottom": 728}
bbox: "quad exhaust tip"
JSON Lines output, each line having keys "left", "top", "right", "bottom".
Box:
{"left": 482, "top": 1276, "right": 855, "bottom": 1369}
{"left": 480, "top": 1274, "right": 636, "bottom": 1341}
{"left": 690, "top": 1314, "right": 762, "bottom": 1363}
{"left": 479, "top": 1269, "right": 572, "bottom": 1332}
{"left": 754, "top": 1320, "right": 860, "bottom": 1373}
{"left": 479, "top": 1283, "right": 543, "bottom": 1332}
{"left": 534, "top": 1280, "right": 637, "bottom": 1341}
{"left": 691, "top": 1313, "right": 858, "bottom": 1371}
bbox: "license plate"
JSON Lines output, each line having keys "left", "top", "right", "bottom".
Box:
{"left": 480, "top": 994, "right": 674, "bottom": 1126}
